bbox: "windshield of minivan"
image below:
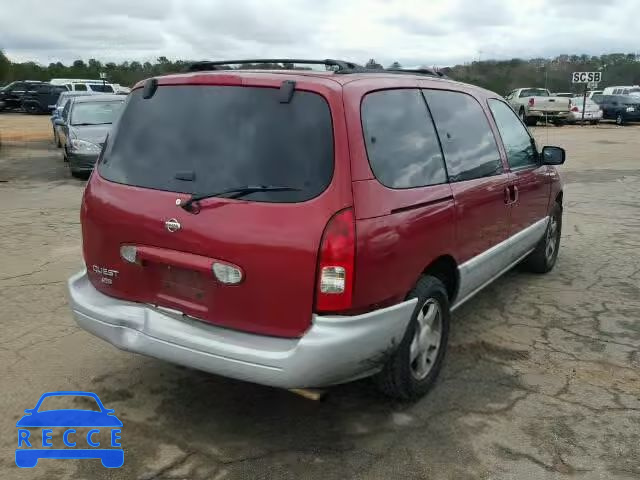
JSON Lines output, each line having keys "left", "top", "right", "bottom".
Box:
{"left": 519, "top": 89, "right": 549, "bottom": 97}
{"left": 71, "top": 100, "right": 124, "bottom": 126}
{"left": 99, "top": 85, "right": 334, "bottom": 202}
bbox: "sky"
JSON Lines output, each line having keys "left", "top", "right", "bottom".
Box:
{"left": 1, "top": 0, "right": 638, "bottom": 67}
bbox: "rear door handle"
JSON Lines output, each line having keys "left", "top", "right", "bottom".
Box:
{"left": 504, "top": 185, "right": 518, "bottom": 205}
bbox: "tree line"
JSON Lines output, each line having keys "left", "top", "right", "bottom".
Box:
{"left": 1, "top": 50, "right": 639, "bottom": 94}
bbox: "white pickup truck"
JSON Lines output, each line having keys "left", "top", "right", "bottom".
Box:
{"left": 505, "top": 88, "right": 571, "bottom": 126}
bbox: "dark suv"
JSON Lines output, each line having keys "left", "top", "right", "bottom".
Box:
{"left": 591, "top": 94, "right": 640, "bottom": 125}
{"left": 0, "top": 80, "right": 44, "bottom": 111}
{"left": 22, "top": 83, "right": 69, "bottom": 114}
{"left": 68, "top": 59, "right": 566, "bottom": 400}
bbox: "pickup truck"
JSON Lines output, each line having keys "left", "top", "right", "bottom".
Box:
{"left": 505, "top": 88, "right": 571, "bottom": 126}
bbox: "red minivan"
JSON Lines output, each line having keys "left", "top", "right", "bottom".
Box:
{"left": 68, "top": 60, "right": 565, "bottom": 400}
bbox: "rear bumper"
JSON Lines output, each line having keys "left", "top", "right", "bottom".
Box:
{"left": 68, "top": 271, "right": 416, "bottom": 388}
{"left": 528, "top": 110, "right": 570, "bottom": 118}
{"left": 568, "top": 111, "right": 603, "bottom": 122}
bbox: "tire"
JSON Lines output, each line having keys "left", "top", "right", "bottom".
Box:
{"left": 376, "top": 276, "right": 450, "bottom": 400}
{"left": 519, "top": 108, "right": 527, "bottom": 124}
{"left": 23, "top": 102, "right": 41, "bottom": 115}
{"left": 553, "top": 120, "right": 565, "bottom": 127}
{"left": 53, "top": 128, "right": 61, "bottom": 147}
{"left": 589, "top": 120, "right": 599, "bottom": 125}
{"left": 615, "top": 114, "right": 624, "bottom": 126}
{"left": 63, "top": 146, "right": 69, "bottom": 162}
{"left": 525, "top": 117, "right": 538, "bottom": 126}
{"left": 523, "top": 202, "right": 562, "bottom": 273}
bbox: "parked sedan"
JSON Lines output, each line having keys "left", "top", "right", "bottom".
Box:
{"left": 55, "top": 95, "right": 125, "bottom": 177}
{"left": 591, "top": 94, "right": 640, "bottom": 125}
{"left": 51, "top": 91, "right": 97, "bottom": 147}
{"left": 568, "top": 97, "right": 603, "bottom": 124}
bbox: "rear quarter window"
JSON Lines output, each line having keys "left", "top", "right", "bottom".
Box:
{"left": 361, "top": 89, "right": 447, "bottom": 189}
{"left": 99, "top": 85, "right": 334, "bottom": 202}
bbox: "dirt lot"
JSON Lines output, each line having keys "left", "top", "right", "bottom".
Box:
{"left": 0, "top": 115, "right": 638, "bottom": 479}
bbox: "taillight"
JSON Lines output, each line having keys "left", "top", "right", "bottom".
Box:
{"left": 571, "top": 106, "right": 579, "bottom": 112}
{"left": 315, "top": 208, "right": 355, "bottom": 312}
{"left": 528, "top": 98, "right": 535, "bottom": 107}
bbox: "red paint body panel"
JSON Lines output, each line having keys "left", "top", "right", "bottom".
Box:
{"left": 449, "top": 175, "right": 512, "bottom": 263}
{"left": 509, "top": 167, "right": 552, "bottom": 235}
{"left": 351, "top": 180, "right": 456, "bottom": 308}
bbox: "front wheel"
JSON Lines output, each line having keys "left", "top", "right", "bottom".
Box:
{"left": 616, "top": 114, "right": 624, "bottom": 126}
{"left": 523, "top": 202, "right": 562, "bottom": 273}
{"left": 376, "top": 276, "right": 450, "bottom": 400}
{"left": 53, "top": 127, "right": 61, "bottom": 147}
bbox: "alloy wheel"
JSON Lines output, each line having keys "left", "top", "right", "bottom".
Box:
{"left": 409, "top": 299, "right": 443, "bottom": 380}
{"left": 545, "top": 216, "right": 559, "bottom": 262}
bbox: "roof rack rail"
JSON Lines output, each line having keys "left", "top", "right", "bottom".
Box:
{"left": 384, "top": 68, "right": 447, "bottom": 78}
{"left": 187, "top": 59, "right": 366, "bottom": 73}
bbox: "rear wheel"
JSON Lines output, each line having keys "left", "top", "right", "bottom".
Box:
{"left": 376, "top": 276, "right": 450, "bottom": 400}
{"left": 523, "top": 202, "right": 562, "bottom": 273}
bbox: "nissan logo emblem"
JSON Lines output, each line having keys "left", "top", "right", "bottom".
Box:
{"left": 164, "top": 219, "right": 181, "bottom": 233}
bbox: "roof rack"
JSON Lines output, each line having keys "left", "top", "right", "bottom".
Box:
{"left": 185, "top": 60, "right": 447, "bottom": 78}
{"left": 187, "top": 59, "right": 366, "bottom": 73}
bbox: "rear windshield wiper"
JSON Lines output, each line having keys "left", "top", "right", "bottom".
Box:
{"left": 180, "top": 185, "right": 301, "bottom": 211}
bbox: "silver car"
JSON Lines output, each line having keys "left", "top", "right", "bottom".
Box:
{"left": 568, "top": 96, "right": 603, "bottom": 124}
{"left": 51, "top": 91, "right": 97, "bottom": 147}
{"left": 54, "top": 95, "right": 125, "bottom": 177}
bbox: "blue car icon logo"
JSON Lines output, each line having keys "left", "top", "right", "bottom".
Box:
{"left": 16, "top": 391, "right": 123, "bottom": 468}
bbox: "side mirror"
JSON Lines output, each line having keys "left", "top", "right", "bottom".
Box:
{"left": 542, "top": 146, "right": 565, "bottom": 165}
{"left": 54, "top": 118, "right": 65, "bottom": 126}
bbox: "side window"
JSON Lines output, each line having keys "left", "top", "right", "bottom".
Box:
{"left": 74, "top": 84, "right": 88, "bottom": 92}
{"left": 361, "top": 89, "right": 447, "bottom": 189}
{"left": 62, "top": 101, "right": 72, "bottom": 120}
{"left": 423, "top": 89, "right": 502, "bottom": 182}
{"left": 488, "top": 99, "right": 538, "bottom": 169}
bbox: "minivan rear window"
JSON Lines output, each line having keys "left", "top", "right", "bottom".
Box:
{"left": 99, "top": 86, "right": 334, "bottom": 202}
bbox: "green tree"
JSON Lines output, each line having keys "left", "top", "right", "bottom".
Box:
{"left": 0, "top": 49, "right": 10, "bottom": 83}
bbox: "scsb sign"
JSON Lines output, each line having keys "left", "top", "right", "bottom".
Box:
{"left": 572, "top": 71, "right": 602, "bottom": 83}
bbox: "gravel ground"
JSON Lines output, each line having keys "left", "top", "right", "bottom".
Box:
{"left": 0, "top": 115, "right": 638, "bottom": 479}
